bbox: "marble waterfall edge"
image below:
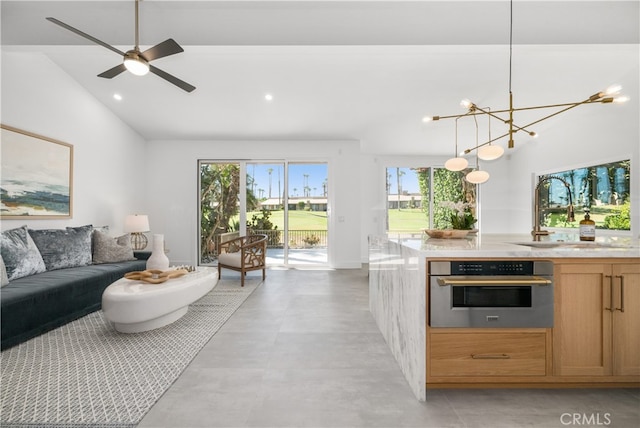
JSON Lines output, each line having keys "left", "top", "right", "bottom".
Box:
{"left": 369, "top": 236, "right": 426, "bottom": 401}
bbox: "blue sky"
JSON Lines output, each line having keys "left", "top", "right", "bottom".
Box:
{"left": 386, "top": 167, "right": 420, "bottom": 194}
{"left": 247, "top": 163, "right": 328, "bottom": 198}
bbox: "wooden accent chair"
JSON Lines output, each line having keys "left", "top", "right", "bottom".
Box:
{"left": 217, "top": 234, "right": 267, "bottom": 286}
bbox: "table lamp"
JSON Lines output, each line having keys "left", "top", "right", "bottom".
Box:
{"left": 123, "top": 214, "right": 150, "bottom": 250}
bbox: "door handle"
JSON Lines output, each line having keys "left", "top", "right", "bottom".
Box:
{"left": 471, "top": 353, "right": 511, "bottom": 359}
{"left": 604, "top": 275, "right": 614, "bottom": 312}
{"left": 615, "top": 275, "right": 625, "bottom": 313}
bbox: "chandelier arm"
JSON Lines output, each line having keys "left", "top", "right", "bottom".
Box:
{"left": 463, "top": 97, "right": 600, "bottom": 154}
{"left": 463, "top": 132, "right": 511, "bottom": 154}
{"left": 433, "top": 96, "right": 606, "bottom": 121}
{"left": 513, "top": 98, "right": 596, "bottom": 130}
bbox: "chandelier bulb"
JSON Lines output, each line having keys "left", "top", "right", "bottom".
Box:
{"left": 605, "top": 85, "right": 622, "bottom": 96}
{"left": 460, "top": 99, "right": 473, "bottom": 109}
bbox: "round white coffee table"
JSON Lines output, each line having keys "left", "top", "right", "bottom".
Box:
{"left": 102, "top": 267, "right": 218, "bottom": 333}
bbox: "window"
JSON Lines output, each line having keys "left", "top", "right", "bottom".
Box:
{"left": 386, "top": 167, "right": 477, "bottom": 232}
{"left": 537, "top": 160, "right": 630, "bottom": 231}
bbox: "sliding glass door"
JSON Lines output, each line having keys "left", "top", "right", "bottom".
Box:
{"left": 199, "top": 162, "right": 241, "bottom": 265}
{"left": 287, "top": 162, "right": 328, "bottom": 265}
{"left": 246, "top": 162, "right": 286, "bottom": 265}
{"left": 199, "top": 160, "right": 328, "bottom": 267}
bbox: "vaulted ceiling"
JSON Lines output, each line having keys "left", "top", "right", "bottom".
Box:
{"left": 2, "top": 1, "right": 639, "bottom": 155}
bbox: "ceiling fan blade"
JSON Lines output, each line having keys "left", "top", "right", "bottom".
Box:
{"left": 149, "top": 65, "right": 196, "bottom": 93}
{"left": 46, "top": 17, "right": 126, "bottom": 57}
{"left": 98, "top": 64, "right": 127, "bottom": 79}
{"left": 142, "top": 39, "right": 184, "bottom": 62}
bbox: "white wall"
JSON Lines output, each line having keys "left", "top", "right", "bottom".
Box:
{"left": 1, "top": 51, "right": 147, "bottom": 234}
{"left": 3, "top": 46, "right": 638, "bottom": 265}
{"left": 144, "top": 139, "right": 362, "bottom": 268}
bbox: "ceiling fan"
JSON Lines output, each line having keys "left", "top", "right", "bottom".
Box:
{"left": 46, "top": 0, "right": 195, "bottom": 93}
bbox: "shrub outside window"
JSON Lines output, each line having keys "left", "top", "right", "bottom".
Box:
{"left": 538, "top": 160, "right": 630, "bottom": 231}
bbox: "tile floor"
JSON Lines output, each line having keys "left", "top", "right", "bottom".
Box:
{"left": 139, "top": 268, "right": 639, "bottom": 428}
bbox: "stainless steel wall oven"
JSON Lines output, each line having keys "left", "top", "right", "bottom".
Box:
{"left": 429, "top": 260, "right": 554, "bottom": 328}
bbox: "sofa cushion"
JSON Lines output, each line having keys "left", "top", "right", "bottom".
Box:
{"left": 1, "top": 255, "right": 9, "bottom": 287}
{"left": 29, "top": 225, "right": 93, "bottom": 271}
{"left": 0, "top": 225, "right": 46, "bottom": 281}
{"left": 92, "top": 230, "right": 136, "bottom": 264}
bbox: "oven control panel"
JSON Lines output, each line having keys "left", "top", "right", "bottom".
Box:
{"left": 450, "top": 261, "right": 535, "bottom": 275}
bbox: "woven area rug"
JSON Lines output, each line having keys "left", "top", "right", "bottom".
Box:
{"left": 1, "top": 279, "right": 258, "bottom": 428}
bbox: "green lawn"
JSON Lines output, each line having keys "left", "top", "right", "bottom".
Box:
{"left": 387, "top": 208, "right": 429, "bottom": 231}
{"left": 247, "top": 209, "right": 327, "bottom": 230}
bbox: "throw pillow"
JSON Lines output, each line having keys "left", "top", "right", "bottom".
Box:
{"left": 92, "top": 230, "right": 136, "bottom": 264}
{"left": 1, "top": 255, "right": 9, "bottom": 286}
{"left": 28, "top": 225, "right": 93, "bottom": 271}
{"left": 0, "top": 225, "right": 46, "bottom": 281}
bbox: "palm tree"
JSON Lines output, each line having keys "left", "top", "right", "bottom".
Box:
{"left": 267, "top": 168, "right": 273, "bottom": 198}
{"left": 396, "top": 168, "right": 405, "bottom": 211}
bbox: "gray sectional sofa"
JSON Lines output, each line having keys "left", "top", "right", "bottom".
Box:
{"left": 1, "top": 225, "right": 148, "bottom": 350}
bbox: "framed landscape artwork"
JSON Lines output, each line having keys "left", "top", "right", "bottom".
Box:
{"left": 1, "top": 125, "right": 74, "bottom": 219}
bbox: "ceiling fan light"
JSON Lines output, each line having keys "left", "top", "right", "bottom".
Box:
{"left": 477, "top": 145, "right": 505, "bottom": 161}
{"left": 444, "top": 157, "right": 469, "bottom": 172}
{"left": 124, "top": 51, "right": 149, "bottom": 76}
{"left": 465, "top": 169, "right": 490, "bottom": 184}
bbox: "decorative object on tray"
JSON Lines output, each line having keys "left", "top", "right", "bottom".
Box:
{"left": 124, "top": 268, "right": 188, "bottom": 284}
{"left": 424, "top": 229, "right": 470, "bottom": 239}
{"left": 439, "top": 200, "right": 477, "bottom": 230}
{"left": 146, "top": 234, "right": 169, "bottom": 270}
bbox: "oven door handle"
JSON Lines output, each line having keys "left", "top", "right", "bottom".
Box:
{"left": 436, "top": 276, "right": 552, "bottom": 286}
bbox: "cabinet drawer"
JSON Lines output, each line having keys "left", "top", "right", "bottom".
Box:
{"left": 430, "top": 332, "right": 547, "bottom": 377}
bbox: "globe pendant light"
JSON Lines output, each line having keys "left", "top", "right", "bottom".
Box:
{"left": 466, "top": 169, "right": 490, "bottom": 184}
{"left": 478, "top": 144, "right": 504, "bottom": 161}
{"left": 465, "top": 114, "right": 490, "bottom": 184}
{"left": 445, "top": 117, "right": 468, "bottom": 172}
{"left": 477, "top": 109, "right": 504, "bottom": 161}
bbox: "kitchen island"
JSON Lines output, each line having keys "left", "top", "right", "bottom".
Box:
{"left": 369, "top": 233, "right": 640, "bottom": 401}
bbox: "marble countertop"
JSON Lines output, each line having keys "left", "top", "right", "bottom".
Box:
{"left": 384, "top": 233, "right": 640, "bottom": 258}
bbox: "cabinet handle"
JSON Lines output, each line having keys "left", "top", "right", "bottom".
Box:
{"left": 615, "top": 275, "right": 625, "bottom": 313}
{"left": 604, "top": 275, "right": 614, "bottom": 312}
{"left": 471, "top": 353, "right": 511, "bottom": 359}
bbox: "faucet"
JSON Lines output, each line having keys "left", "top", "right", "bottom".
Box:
{"left": 532, "top": 176, "right": 575, "bottom": 241}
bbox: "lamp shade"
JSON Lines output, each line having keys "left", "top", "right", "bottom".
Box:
{"left": 465, "top": 170, "right": 490, "bottom": 184}
{"left": 124, "top": 214, "right": 150, "bottom": 233}
{"left": 477, "top": 145, "right": 505, "bottom": 161}
{"left": 444, "top": 157, "right": 469, "bottom": 172}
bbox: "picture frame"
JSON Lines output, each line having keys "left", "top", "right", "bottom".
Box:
{"left": 1, "top": 124, "right": 74, "bottom": 219}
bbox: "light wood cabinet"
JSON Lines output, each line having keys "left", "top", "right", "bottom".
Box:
{"left": 554, "top": 261, "right": 640, "bottom": 378}
{"left": 430, "top": 331, "right": 547, "bottom": 377}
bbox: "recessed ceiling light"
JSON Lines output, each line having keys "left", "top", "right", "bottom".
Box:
{"left": 113, "top": 93, "right": 123, "bottom": 101}
{"left": 264, "top": 93, "right": 273, "bottom": 101}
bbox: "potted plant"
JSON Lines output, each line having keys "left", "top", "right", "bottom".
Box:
{"left": 439, "top": 201, "right": 477, "bottom": 230}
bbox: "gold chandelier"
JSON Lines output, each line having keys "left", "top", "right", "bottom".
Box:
{"left": 423, "top": 0, "right": 628, "bottom": 182}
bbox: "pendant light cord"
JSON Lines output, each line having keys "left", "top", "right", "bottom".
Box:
{"left": 509, "top": 0, "right": 513, "bottom": 94}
